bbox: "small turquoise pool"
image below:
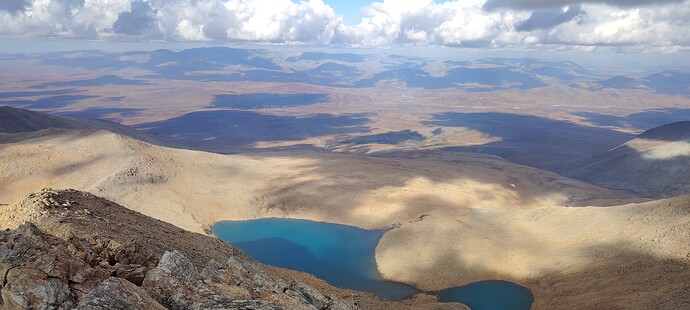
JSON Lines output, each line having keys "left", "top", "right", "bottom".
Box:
{"left": 213, "top": 218, "right": 533, "bottom": 309}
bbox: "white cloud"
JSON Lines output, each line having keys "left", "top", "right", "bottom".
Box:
{"left": 220, "top": 0, "right": 341, "bottom": 42}
{"left": 0, "top": 0, "right": 688, "bottom": 52}
{"left": 533, "top": 2, "right": 690, "bottom": 49}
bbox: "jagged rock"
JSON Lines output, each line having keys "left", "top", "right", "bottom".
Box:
{"left": 0, "top": 190, "right": 359, "bottom": 310}
{"left": 328, "top": 295, "right": 358, "bottom": 310}
{"left": 286, "top": 281, "right": 357, "bottom": 310}
{"left": 2, "top": 268, "right": 74, "bottom": 310}
{"left": 0, "top": 224, "right": 100, "bottom": 309}
{"left": 206, "top": 254, "right": 358, "bottom": 310}
{"left": 112, "top": 263, "right": 149, "bottom": 286}
{"left": 75, "top": 277, "right": 166, "bottom": 310}
{"left": 201, "top": 259, "right": 253, "bottom": 299}
{"left": 142, "top": 250, "right": 243, "bottom": 309}
{"left": 221, "top": 256, "right": 289, "bottom": 297}
{"left": 290, "top": 280, "right": 329, "bottom": 309}
{"left": 145, "top": 250, "right": 358, "bottom": 310}
{"left": 156, "top": 250, "right": 201, "bottom": 285}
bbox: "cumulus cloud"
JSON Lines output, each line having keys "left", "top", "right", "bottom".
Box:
{"left": 483, "top": 0, "right": 685, "bottom": 10}
{"left": 112, "top": 0, "right": 157, "bottom": 36}
{"left": 542, "top": 2, "right": 690, "bottom": 48}
{"left": 0, "top": 0, "right": 688, "bottom": 52}
{"left": 338, "top": 0, "right": 522, "bottom": 47}
{"left": 515, "top": 5, "right": 586, "bottom": 31}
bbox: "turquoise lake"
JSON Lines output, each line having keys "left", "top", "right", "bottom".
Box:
{"left": 213, "top": 218, "right": 533, "bottom": 309}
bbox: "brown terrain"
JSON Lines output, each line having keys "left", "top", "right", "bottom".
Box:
{"left": 1, "top": 107, "right": 689, "bottom": 309}
{"left": 2, "top": 48, "right": 690, "bottom": 309}
{"left": 0, "top": 188, "right": 468, "bottom": 309}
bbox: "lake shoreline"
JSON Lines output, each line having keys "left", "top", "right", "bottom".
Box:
{"left": 213, "top": 217, "right": 534, "bottom": 309}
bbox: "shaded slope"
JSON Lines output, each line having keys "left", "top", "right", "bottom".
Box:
{"left": 562, "top": 121, "right": 690, "bottom": 197}
{"left": 423, "top": 112, "right": 634, "bottom": 170}
{"left": 0, "top": 106, "right": 175, "bottom": 147}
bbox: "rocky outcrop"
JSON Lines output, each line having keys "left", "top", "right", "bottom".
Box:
{"left": 0, "top": 189, "right": 357, "bottom": 310}
{"left": 143, "top": 250, "right": 354, "bottom": 310}
{"left": 0, "top": 223, "right": 111, "bottom": 309}
{"left": 76, "top": 278, "right": 166, "bottom": 310}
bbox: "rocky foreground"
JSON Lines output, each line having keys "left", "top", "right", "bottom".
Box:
{"left": 0, "top": 189, "right": 466, "bottom": 310}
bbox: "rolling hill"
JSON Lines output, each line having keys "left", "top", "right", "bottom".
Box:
{"left": 0, "top": 106, "right": 174, "bottom": 147}
{"left": 563, "top": 121, "right": 690, "bottom": 198}
{"left": 0, "top": 109, "right": 688, "bottom": 309}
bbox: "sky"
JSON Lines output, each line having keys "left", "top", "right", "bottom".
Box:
{"left": 324, "top": 0, "right": 373, "bottom": 24}
{"left": 0, "top": 0, "right": 689, "bottom": 54}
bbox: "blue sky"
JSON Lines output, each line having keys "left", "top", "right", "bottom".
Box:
{"left": 325, "top": 0, "right": 453, "bottom": 24}
{"left": 324, "top": 0, "right": 372, "bottom": 24}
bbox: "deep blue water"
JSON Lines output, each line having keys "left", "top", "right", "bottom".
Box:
{"left": 437, "top": 280, "right": 533, "bottom": 310}
{"left": 213, "top": 218, "right": 419, "bottom": 300}
{"left": 213, "top": 218, "right": 533, "bottom": 309}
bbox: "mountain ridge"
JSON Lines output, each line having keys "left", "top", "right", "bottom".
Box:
{"left": 0, "top": 106, "right": 176, "bottom": 148}
{"left": 563, "top": 121, "right": 690, "bottom": 197}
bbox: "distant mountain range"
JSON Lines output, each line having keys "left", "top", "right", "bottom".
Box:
{"left": 5, "top": 47, "right": 682, "bottom": 94}
{"left": 581, "top": 71, "right": 690, "bottom": 96}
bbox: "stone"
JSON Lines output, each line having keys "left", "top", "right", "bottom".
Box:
{"left": 76, "top": 277, "right": 166, "bottom": 310}
{"left": 290, "top": 280, "right": 329, "bottom": 309}
{"left": 0, "top": 190, "right": 358, "bottom": 310}
{"left": 111, "top": 263, "right": 148, "bottom": 286}
{"left": 2, "top": 268, "right": 75, "bottom": 310}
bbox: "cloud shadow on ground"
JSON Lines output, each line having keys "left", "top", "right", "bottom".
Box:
{"left": 422, "top": 112, "right": 633, "bottom": 170}
{"left": 135, "top": 110, "right": 370, "bottom": 151}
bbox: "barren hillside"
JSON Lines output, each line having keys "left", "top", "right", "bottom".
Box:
{"left": 2, "top": 116, "right": 688, "bottom": 309}
{"left": 0, "top": 106, "right": 175, "bottom": 147}
{"left": 563, "top": 121, "right": 690, "bottom": 197}
{"left": 0, "top": 189, "right": 467, "bottom": 310}
{"left": 0, "top": 128, "right": 628, "bottom": 234}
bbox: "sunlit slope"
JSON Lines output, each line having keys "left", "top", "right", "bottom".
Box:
{"left": 564, "top": 121, "right": 690, "bottom": 197}
{"left": 377, "top": 196, "right": 690, "bottom": 308}
{"left": 1, "top": 128, "right": 688, "bottom": 309}
{"left": 0, "top": 128, "right": 625, "bottom": 234}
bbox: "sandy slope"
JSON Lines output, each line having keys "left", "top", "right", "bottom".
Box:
{"left": 0, "top": 129, "right": 626, "bottom": 233}
{"left": 377, "top": 196, "right": 690, "bottom": 308}
{"left": 3, "top": 129, "right": 689, "bottom": 308}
